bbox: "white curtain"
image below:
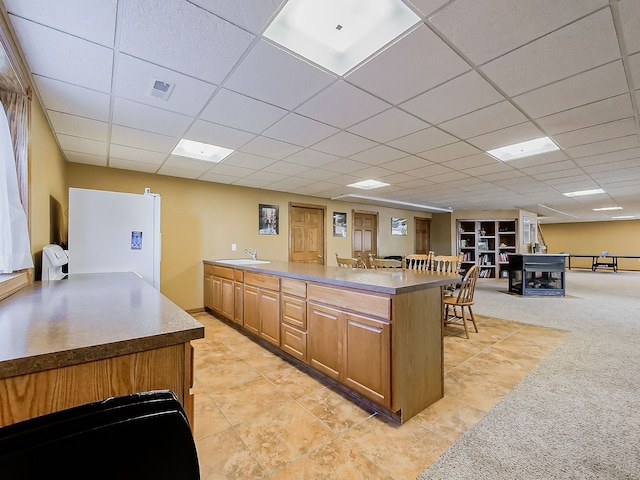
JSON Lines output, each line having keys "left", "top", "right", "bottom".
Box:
{"left": 0, "top": 100, "right": 33, "bottom": 272}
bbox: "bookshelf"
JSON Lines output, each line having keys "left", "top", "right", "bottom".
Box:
{"left": 457, "top": 219, "right": 517, "bottom": 279}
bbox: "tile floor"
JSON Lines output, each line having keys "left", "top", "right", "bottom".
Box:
{"left": 191, "top": 312, "right": 568, "bottom": 479}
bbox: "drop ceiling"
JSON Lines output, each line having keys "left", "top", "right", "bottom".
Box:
{"left": 2, "top": 0, "right": 639, "bottom": 223}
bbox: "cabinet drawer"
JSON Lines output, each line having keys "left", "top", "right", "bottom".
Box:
{"left": 281, "top": 294, "right": 307, "bottom": 330}
{"left": 234, "top": 269, "right": 244, "bottom": 282}
{"left": 244, "top": 272, "right": 279, "bottom": 291}
{"left": 204, "top": 263, "right": 214, "bottom": 275}
{"left": 307, "top": 284, "right": 390, "bottom": 320}
{"left": 281, "top": 323, "right": 307, "bottom": 362}
{"left": 211, "top": 265, "right": 234, "bottom": 280}
{"left": 281, "top": 278, "right": 306, "bottom": 298}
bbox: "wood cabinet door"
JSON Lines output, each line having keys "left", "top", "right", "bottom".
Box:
{"left": 221, "top": 278, "right": 235, "bottom": 320}
{"left": 259, "top": 288, "right": 280, "bottom": 346}
{"left": 203, "top": 274, "right": 213, "bottom": 309}
{"left": 243, "top": 285, "right": 260, "bottom": 336}
{"left": 234, "top": 282, "right": 243, "bottom": 325}
{"left": 281, "top": 294, "right": 306, "bottom": 330}
{"left": 307, "top": 302, "right": 343, "bottom": 380}
{"left": 343, "top": 312, "right": 391, "bottom": 408}
{"left": 211, "top": 275, "right": 222, "bottom": 314}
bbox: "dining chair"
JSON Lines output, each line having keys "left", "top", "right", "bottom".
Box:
{"left": 406, "top": 251, "right": 434, "bottom": 272}
{"left": 431, "top": 253, "right": 464, "bottom": 296}
{"left": 368, "top": 253, "right": 405, "bottom": 270}
{"left": 335, "top": 252, "right": 366, "bottom": 269}
{"left": 443, "top": 264, "right": 480, "bottom": 338}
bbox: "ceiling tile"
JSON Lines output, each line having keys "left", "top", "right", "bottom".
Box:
{"left": 34, "top": 75, "right": 110, "bottom": 121}
{"left": 9, "top": 16, "right": 112, "bottom": 92}
{"left": 429, "top": 0, "right": 607, "bottom": 65}
{"left": 619, "top": 0, "right": 640, "bottom": 55}
{"left": 295, "top": 81, "right": 390, "bottom": 129}
{"left": 223, "top": 151, "right": 275, "bottom": 170}
{"left": 64, "top": 151, "right": 107, "bottom": 166}
{"left": 349, "top": 145, "right": 408, "bottom": 165}
{"left": 224, "top": 40, "right": 336, "bottom": 110}
{"left": 346, "top": 25, "right": 470, "bottom": 104}
{"left": 112, "top": 97, "right": 193, "bottom": 137}
{"left": 440, "top": 153, "right": 496, "bottom": 171}
{"left": 157, "top": 166, "right": 203, "bottom": 180}
{"left": 198, "top": 172, "right": 241, "bottom": 184}
{"left": 581, "top": 158, "right": 640, "bottom": 174}
{"left": 284, "top": 149, "right": 340, "bottom": 168}
{"left": 263, "top": 113, "right": 338, "bottom": 147}
{"left": 481, "top": 9, "right": 621, "bottom": 96}
{"left": 439, "top": 101, "right": 528, "bottom": 139}
{"left": 628, "top": 53, "right": 640, "bottom": 87}
{"left": 565, "top": 135, "right": 640, "bottom": 158}
{"left": 310, "top": 131, "right": 377, "bottom": 157}
{"left": 347, "top": 108, "right": 429, "bottom": 143}
{"left": 573, "top": 147, "right": 640, "bottom": 167}
{"left": 512, "top": 61, "right": 629, "bottom": 119}
{"left": 200, "top": 88, "right": 288, "bottom": 134}
{"left": 467, "top": 122, "right": 552, "bottom": 151}
{"left": 419, "top": 141, "right": 481, "bottom": 163}
{"left": 380, "top": 155, "right": 433, "bottom": 172}
{"left": 184, "top": 120, "right": 256, "bottom": 149}
{"left": 110, "top": 125, "right": 179, "bottom": 154}
{"left": 57, "top": 133, "right": 107, "bottom": 155}
{"left": 4, "top": 0, "right": 117, "bottom": 46}
{"left": 163, "top": 155, "right": 217, "bottom": 172}
{"left": 262, "top": 161, "right": 311, "bottom": 176}
{"left": 113, "top": 54, "right": 217, "bottom": 116}
{"left": 109, "top": 144, "right": 167, "bottom": 165}
{"left": 520, "top": 159, "right": 578, "bottom": 176}
{"left": 48, "top": 111, "right": 108, "bottom": 141}
{"left": 387, "top": 127, "right": 457, "bottom": 154}
{"left": 239, "top": 135, "right": 303, "bottom": 159}
{"left": 119, "top": 0, "right": 254, "bottom": 83}
{"left": 537, "top": 94, "right": 634, "bottom": 135}
{"left": 553, "top": 118, "right": 637, "bottom": 148}
{"left": 320, "top": 159, "right": 372, "bottom": 175}
{"left": 109, "top": 158, "right": 159, "bottom": 174}
{"left": 207, "top": 163, "right": 259, "bottom": 177}
{"left": 400, "top": 71, "right": 503, "bottom": 124}
{"left": 189, "top": 0, "right": 280, "bottom": 34}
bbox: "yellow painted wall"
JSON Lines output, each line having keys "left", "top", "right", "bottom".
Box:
{"left": 66, "top": 163, "right": 426, "bottom": 310}
{"left": 541, "top": 220, "right": 640, "bottom": 271}
{"left": 29, "top": 98, "right": 67, "bottom": 272}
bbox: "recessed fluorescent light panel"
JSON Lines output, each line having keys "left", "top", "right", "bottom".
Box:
{"left": 347, "top": 179, "right": 390, "bottom": 190}
{"left": 611, "top": 215, "right": 634, "bottom": 219}
{"left": 264, "top": 0, "right": 420, "bottom": 75}
{"left": 487, "top": 136, "right": 559, "bottom": 162}
{"left": 592, "top": 206, "right": 623, "bottom": 211}
{"left": 171, "top": 139, "right": 234, "bottom": 163}
{"left": 563, "top": 188, "right": 605, "bottom": 197}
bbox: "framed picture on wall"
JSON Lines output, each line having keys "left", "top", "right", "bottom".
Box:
{"left": 333, "top": 212, "right": 347, "bottom": 237}
{"left": 259, "top": 204, "right": 279, "bottom": 235}
{"left": 391, "top": 217, "right": 407, "bottom": 236}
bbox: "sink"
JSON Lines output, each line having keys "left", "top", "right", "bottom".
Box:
{"left": 216, "top": 259, "right": 270, "bottom": 265}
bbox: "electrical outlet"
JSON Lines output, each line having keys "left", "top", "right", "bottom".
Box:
{"left": 231, "top": 243, "right": 236, "bottom": 251}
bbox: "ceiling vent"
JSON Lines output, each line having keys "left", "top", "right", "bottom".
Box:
{"left": 149, "top": 78, "right": 174, "bottom": 101}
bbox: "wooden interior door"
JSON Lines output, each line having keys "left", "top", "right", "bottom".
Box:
{"left": 289, "top": 204, "right": 325, "bottom": 264}
{"left": 415, "top": 217, "right": 431, "bottom": 254}
{"left": 352, "top": 212, "right": 377, "bottom": 265}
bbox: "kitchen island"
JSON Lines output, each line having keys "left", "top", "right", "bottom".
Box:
{"left": 203, "top": 259, "right": 457, "bottom": 424}
{"left": 0, "top": 272, "right": 204, "bottom": 429}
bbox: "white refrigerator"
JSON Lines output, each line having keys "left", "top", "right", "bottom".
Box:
{"left": 68, "top": 188, "right": 161, "bottom": 289}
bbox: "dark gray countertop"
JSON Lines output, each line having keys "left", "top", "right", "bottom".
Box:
{"left": 0, "top": 272, "right": 204, "bottom": 379}
{"left": 205, "top": 259, "right": 457, "bottom": 294}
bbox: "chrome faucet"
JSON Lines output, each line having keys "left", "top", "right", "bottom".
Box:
{"left": 243, "top": 248, "right": 257, "bottom": 261}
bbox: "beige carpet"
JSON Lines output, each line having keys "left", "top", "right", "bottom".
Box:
{"left": 418, "top": 269, "right": 640, "bottom": 479}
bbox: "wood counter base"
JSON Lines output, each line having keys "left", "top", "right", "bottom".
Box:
{"left": 205, "top": 260, "right": 451, "bottom": 424}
